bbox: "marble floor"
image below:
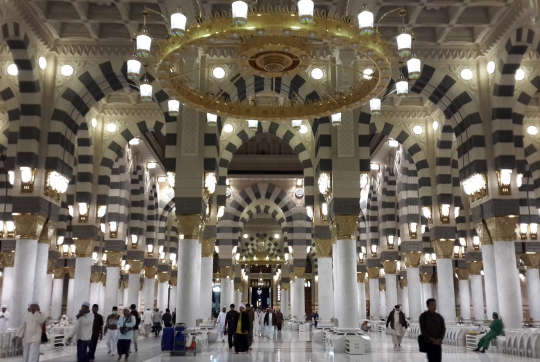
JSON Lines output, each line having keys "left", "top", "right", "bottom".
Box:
{"left": 3, "top": 330, "right": 536, "bottom": 361}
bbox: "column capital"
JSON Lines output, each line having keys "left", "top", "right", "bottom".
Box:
{"left": 176, "top": 213, "right": 203, "bottom": 239}
{"left": 200, "top": 238, "right": 215, "bottom": 257}
{"left": 122, "top": 280, "right": 129, "bottom": 289}
{"left": 169, "top": 277, "right": 177, "bottom": 286}
{"left": 91, "top": 272, "right": 102, "bottom": 283}
{"left": 468, "top": 261, "right": 483, "bottom": 275}
{"left": 47, "top": 260, "right": 55, "bottom": 274}
{"left": 14, "top": 213, "right": 46, "bottom": 239}
{"left": 220, "top": 266, "right": 231, "bottom": 278}
{"left": 400, "top": 277, "right": 408, "bottom": 288}
{"left": 475, "top": 223, "right": 492, "bottom": 245}
{"left": 65, "top": 266, "right": 75, "bottom": 279}
{"left": 128, "top": 260, "right": 144, "bottom": 274}
{"left": 403, "top": 252, "right": 422, "bottom": 268}
{"left": 419, "top": 273, "right": 433, "bottom": 284}
{"left": 157, "top": 272, "right": 170, "bottom": 283}
{"left": 456, "top": 269, "right": 470, "bottom": 280}
{"left": 367, "top": 267, "right": 380, "bottom": 279}
{"left": 53, "top": 267, "right": 65, "bottom": 279}
{"left": 314, "top": 238, "right": 333, "bottom": 258}
{"left": 484, "top": 216, "right": 517, "bottom": 242}
{"left": 105, "top": 251, "right": 124, "bottom": 267}
{"left": 379, "top": 284, "right": 386, "bottom": 291}
{"left": 234, "top": 282, "right": 242, "bottom": 291}
{"left": 39, "top": 220, "right": 57, "bottom": 244}
{"left": 382, "top": 260, "right": 398, "bottom": 274}
{"left": 294, "top": 267, "right": 306, "bottom": 279}
{"left": 522, "top": 253, "right": 540, "bottom": 269}
{"left": 433, "top": 239, "right": 454, "bottom": 259}
{"left": 74, "top": 239, "right": 94, "bottom": 258}
{"left": 281, "top": 282, "right": 290, "bottom": 290}
{"left": 1, "top": 251, "right": 14, "bottom": 267}
{"left": 144, "top": 266, "right": 157, "bottom": 279}
{"left": 333, "top": 215, "right": 358, "bottom": 239}
{"left": 357, "top": 272, "right": 367, "bottom": 283}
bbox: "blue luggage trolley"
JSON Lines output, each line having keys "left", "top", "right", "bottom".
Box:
{"left": 163, "top": 323, "right": 196, "bottom": 356}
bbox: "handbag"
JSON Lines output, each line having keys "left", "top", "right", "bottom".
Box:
{"left": 418, "top": 335, "right": 427, "bottom": 353}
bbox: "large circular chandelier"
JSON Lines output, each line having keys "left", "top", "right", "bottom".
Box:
{"left": 129, "top": 2, "right": 420, "bottom": 124}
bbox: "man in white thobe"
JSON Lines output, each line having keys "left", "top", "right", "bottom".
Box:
{"left": 215, "top": 307, "right": 227, "bottom": 342}
{"left": 15, "top": 301, "right": 46, "bottom": 362}
{"left": 0, "top": 305, "right": 10, "bottom": 332}
{"left": 142, "top": 308, "right": 153, "bottom": 337}
{"left": 67, "top": 302, "right": 94, "bottom": 361}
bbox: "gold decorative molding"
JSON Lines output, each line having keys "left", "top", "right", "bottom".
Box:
{"left": 169, "top": 277, "right": 178, "bottom": 286}
{"left": 281, "top": 283, "right": 290, "bottom": 290}
{"left": 456, "top": 269, "right": 470, "bottom": 280}
{"left": 144, "top": 266, "right": 157, "bottom": 279}
{"left": 65, "top": 266, "right": 75, "bottom": 279}
{"left": 122, "top": 280, "right": 129, "bottom": 289}
{"left": 475, "top": 223, "right": 492, "bottom": 245}
{"left": 90, "top": 272, "right": 102, "bottom": 283}
{"left": 105, "top": 251, "right": 124, "bottom": 267}
{"left": 378, "top": 284, "right": 386, "bottom": 292}
{"left": 53, "top": 268, "right": 65, "bottom": 279}
{"left": 1, "top": 252, "right": 14, "bottom": 267}
{"left": 294, "top": 267, "right": 306, "bottom": 279}
{"left": 14, "top": 213, "right": 46, "bottom": 239}
{"left": 74, "top": 239, "right": 94, "bottom": 258}
{"left": 220, "top": 266, "right": 231, "bottom": 279}
{"left": 468, "top": 261, "right": 483, "bottom": 275}
{"left": 38, "top": 220, "right": 57, "bottom": 244}
{"left": 201, "top": 238, "right": 215, "bottom": 257}
{"left": 419, "top": 273, "right": 433, "bottom": 284}
{"left": 433, "top": 239, "right": 454, "bottom": 259}
{"left": 367, "top": 267, "right": 380, "bottom": 279}
{"left": 522, "top": 253, "right": 540, "bottom": 269}
{"left": 357, "top": 272, "right": 367, "bottom": 283}
{"left": 100, "top": 274, "right": 107, "bottom": 284}
{"left": 333, "top": 215, "right": 358, "bottom": 239}
{"left": 176, "top": 214, "right": 203, "bottom": 239}
{"left": 403, "top": 252, "right": 422, "bottom": 268}
{"left": 128, "top": 260, "right": 144, "bottom": 274}
{"left": 47, "top": 260, "right": 55, "bottom": 274}
{"left": 382, "top": 260, "right": 398, "bottom": 274}
{"left": 484, "top": 216, "right": 518, "bottom": 242}
{"left": 157, "top": 272, "right": 171, "bottom": 283}
{"left": 234, "top": 283, "right": 242, "bottom": 291}
{"left": 400, "top": 277, "right": 408, "bottom": 288}
{"left": 314, "top": 239, "right": 333, "bottom": 258}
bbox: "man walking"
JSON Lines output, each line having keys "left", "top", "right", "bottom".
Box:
{"left": 473, "top": 312, "right": 504, "bottom": 353}
{"left": 224, "top": 304, "right": 239, "bottom": 350}
{"left": 152, "top": 308, "right": 163, "bottom": 338}
{"left": 15, "top": 301, "right": 46, "bottom": 362}
{"left": 245, "top": 304, "right": 255, "bottom": 350}
{"left": 419, "top": 299, "right": 446, "bottom": 362}
{"left": 0, "top": 305, "right": 10, "bottom": 332}
{"left": 68, "top": 302, "right": 94, "bottom": 362}
{"left": 142, "top": 308, "right": 152, "bottom": 337}
{"left": 162, "top": 309, "right": 172, "bottom": 328}
{"left": 88, "top": 304, "right": 104, "bottom": 362}
{"left": 264, "top": 308, "right": 277, "bottom": 339}
{"left": 386, "top": 305, "right": 407, "bottom": 350}
{"left": 104, "top": 306, "right": 120, "bottom": 355}
{"left": 275, "top": 310, "right": 284, "bottom": 332}
{"left": 129, "top": 304, "right": 141, "bottom": 353}
{"left": 215, "top": 306, "right": 227, "bottom": 343}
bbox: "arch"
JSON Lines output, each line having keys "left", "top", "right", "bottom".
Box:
{"left": 239, "top": 201, "right": 287, "bottom": 230}
{"left": 217, "top": 121, "right": 315, "bottom": 206}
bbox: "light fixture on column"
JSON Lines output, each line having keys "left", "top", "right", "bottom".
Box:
{"left": 56, "top": 236, "right": 64, "bottom": 246}
{"left": 453, "top": 246, "right": 460, "bottom": 258}
{"left": 358, "top": 251, "right": 365, "bottom": 263}
{"left": 100, "top": 223, "right": 105, "bottom": 233}
{"left": 472, "top": 235, "right": 480, "bottom": 250}
{"left": 440, "top": 204, "right": 450, "bottom": 223}
{"left": 531, "top": 223, "right": 538, "bottom": 240}
{"left": 408, "top": 222, "right": 417, "bottom": 238}
{"left": 454, "top": 206, "right": 460, "bottom": 220}
{"left": 306, "top": 205, "right": 314, "bottom": 220}
{"left": 462, "top": 173, "right": 488, "bottom": 202}
{"left": 67, "top": 205, "right": 74, "bottom": 217}
{"left": 387, "top": 139, "right": 399, "bottom": 148}
{"left": 370, "top": 98, "right": 381, "bottom": 116}
{"left": 370, "top": 244, "right": 378, "bottom": 257}
{"left": 232, "top": 1, "right": 248, "bottom": 26}
{"left": 360, "top": 172, "right": 369, "bottom": 190}
{"left": 130, "top": 234, "right": 139, "bottom": 249}
{"left": 78, "top": 202, "right": 89, "bottom": 222}
{"left": 7, "top": 170, "right": 14, "bottom": 185}
{"left": 204, "top": 172, "right": 217, "bottom": 201}
{"left": 331, "top": 113, "right": 341, "bottom": 127}
{"left": 44, "top": 171, "right": 70, "bottom": 200}
{"left": 167, "top": 172, "right": 176, "bottom": 188}
{"left": 518, "top": 223, "right": 528, "bottom": 240}
{"left": 168, "top": 99, "right": 180, "bottom": 117}
{"left": 70, "top": 244, "right": 76, "bottom": 257}
{"left": 62, "top": 244, "right": 69, "bottom": 257}
{"left": 370, "top": 163, "right": 380, "bottom": 171}
{"left": 169, "top": 252, "right": 177, "bottom": 264}
{"left": 92, "top": 252, "right": 98, "bottom": 264}
{"left": 206, "top": 113, "right": 218, "bottom": 126}
{"left": 496, "top": 169, "right": 512, "bottom": 195}
{"left": 320, "top": 202, "right": 328, "bottom": 221}
{"left": 96, "top": 205, "right": 107, "bottom": 220}
{"left": 318, "top": 172, "right": 332, "bottom": 200}
{"left": 517, "top": 173, "right": 523, "bottom": 188}
{"left": 159, "top": 251, "right": 166, "bottom": 263}
{"left": 422, "top": 206, "right": 432, "bottom": 224}
{"left": 387, "top": 235, "right": 395, "bottom": 249}
{"left": 20, "top": 167, "right": 35, "bottom": 192}
{"left": 101, "top": 253, "right": 108, "bottom": 265}
{"left": 217, "top": 206, "right": 225, "bottom": 221}
{"left": 147, "top": 244, "right": 154, "bottom": 257}
{"left": 459, "top": 237, "right": 467, "bottom": 251}
{"left": 109, "top": 221, "right": 118, "bottom": 238}
{"left": 3, "top": 221, "right": 13, "bottom": 238}
{"left": 421, "top": 224, "right": 426, "bottom": 234}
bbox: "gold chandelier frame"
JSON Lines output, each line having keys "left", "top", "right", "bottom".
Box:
{"left": 155, "top": 7, "right": 393, "bottom": 120}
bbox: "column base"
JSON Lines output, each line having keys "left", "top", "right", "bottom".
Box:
{"left": 325, "top": 331, "right": 371, "bottom": 354}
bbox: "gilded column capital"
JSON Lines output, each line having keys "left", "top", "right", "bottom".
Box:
{"left": 475, "top": 223, "right": 492, "bottom": 245}
{"left": 65, "top": 266, "right": 75, "bottom": 279}
{"left": 200, "top": 238, "right": 215, "bottom": 257}
{"left": 128, "top": 260, "right": 144, "bottom": 274}
{"left": 1, "top": 252, "right": 14, "bottom": 268}
{"left": 400, "top": 277, "right": 408, "bottom": 288}
{"left": 403, "top": 252, "right": 422, "bottom": 268}
{"left": 367, "top": 267, "right": 380, "bottom": 279}
{"left": 53, "top": 267, "right": 65, "bottom": 279}
{"left": 433, "top": 239, "right": 454, "bottom": 259}
{"left": 14, "top": 213, "right": 46, "bottom": 239}
{"left": 169, "top": 277, "right": 178, "bottom": 286}
{"left": 456, "top": 269, "right": 469, "bottom": 280}
{"left": 105, "top": 251, "right": 124, "bottom": 267}
{"left": 123, "top": 280, "right": 129, "bottom": 289}
{"left": 281, "top": 283, "right": 290, "bottom": 290}
{"left": 333, "top": 215, "right": 358, "bottom": 239}
{"left": 39, "top": 220, "right": 57, "bottom": 244}
{"left": 144, "top": 266, "right": 157, "bottom": 279}
{"left": 74, "top": 239, "right": 94, "bottom": 258}
{"left": 468, "top": 261, "right": 483, "bottom": 275}
{"left": 382, "top": 260, "right": 398, "bottom": 274}
{"left": 157, "top": 272, "right": 171, "bottom": 283}
{"left": 99, "top": 274, "right": 107, "bottom": 284}
{"left": 176, "top": 213, "right": 203, "bottom": 239}
{"left": 378, "top": 284, "right": 386, "bottom": 292}
{"left": 220, "top": 266, "right": 231, "bottom": 279}
{"left": 47, "top": 260, "right": 55, "bottom": 274}
{"left": 419, "top": 273, "right": 433, "bottom": 284}
{"left": 484, "top": 216, "right": 517, "bottom": 242}
{"left": 234, "top": 283, "right": 242, "bottom": 291}
{"left": 91, "top": 272, "right": 102, "bottom": 283}
{"left": 294, "top": 267, "right": 306, "bottom": 279}
{"left": 522, "top": 253, "right": 540, "bottom": 269}
{"left": 289, "top": 272, "right": 295, "bottom": 281}
{"left": 314, "top": 239, "right": 333, "bottom": 258}
{"left": 357, "top": 272, "right": 367, "bottom": 283}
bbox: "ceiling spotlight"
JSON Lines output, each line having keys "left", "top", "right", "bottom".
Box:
{"left": 6, "top": 64, "right": 17, "bottom": 76}
{"left": 274, "top": 234, "right": 280, "bottom": 239}
{"left": 310, "top": 68, "right": 324, "bottom": 80}
{"left": 213, "top": 67, "right": 226, "bottom": 79}
{"left": 486, "top": 61, "right": 495, "bottom": 74}
{"left": 38, "top": 57, "right": 47, "bottom": 70}
{"left": 527, "top": 126, "right": 538, "bottom": 135}
{"left": 460, "top": 68, "right": 473, "bottom": 80}
{"left": 147, "top": 162, "right": 158, "bottom": 169}
{"left": 413, "top": 125, "right": 423, "bottom": 135}
{"left": 61, "top": 65, "right": 74, "bottom": 76}
{"left": 243, "top": 233, "right": 249, "bottom": 239}
{"left": 362, "top": 68, "right": 374, "bottom": 80}
{"left": 129, "top": 138, "right": 140, "bottom": 146}
{"left": 387, "top": 139, "right": 399, "bottom": 147}
{"left": 223, "top": 124, "right": 234, "bottom": 133}
{"left": 433, "top": 121, "right": 439, "bottom": 131}
{"left": 106, "top": 123, "right": 117, "bottom": 133}
{"left": 91, "top": 118, "right": 97, "bottom": 128}
{"left": 299, "top": 125, "right": 308, "bottom": 134}
{"left": 515, "top": 68, "right": 525, "bottom": 81}
{"left": 157, "top": 175, "right": 167, "bottom": 182}
{"left": 370, "top": 163, "right": 379, "bottom": 171}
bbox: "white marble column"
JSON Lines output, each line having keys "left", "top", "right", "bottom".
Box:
{"left": 193, "top": 243, "right": 202, "bottom": 320}
{"left": 99, "top": 284, "right": 105, "bottom": 312}
{"left": 436, "top": 257, "right": 457, "bottom": 322}
{"left": 290, "top": 280, "right": 296, "bottom": 318}
{"left": 123, "top": 284, "right": 129, "bottom": 308}
{"left": 336, "top": 238, "right": 359, "bottom": 331}
{"left": 457, "top": 271, "right": 471, "bottom": 320}
{"left": 90, "top": 281, "right": 100, "bottom": 307}
{"left": 470, "top": 273, "right": 485, "bottom": 321}
{"left": 176, "top": 238, "right": 198, "bottom": 327}
{"left": 10, "top": 239, "right": 38, "bottom": 329}
{"left": 292, "top": 277, "right": 305, "bottom": 320}
{"left": 379, "top": 287, "right": 386, "bottom": 317}
{"left": 32, "top": 242, "right": 50, "bottom": 306}
{"left": 1, "top": 265, "right": 14, "bottom": 308}
{"left": 51, "top": 270, "right": 64, "bottom": 320}
{"left": 169, "top": 284, "right": 177, "bottom": 313}
{"left": 157, "top": 280, "right": 169, "bottom": 313}
{"left": 281, "top": 289, "right": 289, "bottom": 319}
{"left": 201, "top": 256, "right": 213, "bottom": 320}
{"left": 526, "top": 267, "right": 540, "bottom": 324}
{"left": 493, "top": 240, "right": 523, "bottom": 329}
{"left": 43, "top": 273, "right": 53, "bottom": 316}
{"left": 407, "top": 267, "right": 422, "bottom": 322}
{"left": 67, "top": 277, "right": 75, "bottom": 319}
{"left": 73, "top": 256, "right": 92, "bottom": 316}
{"left": 420, "top": 274, "right": 433, "bottom": 308}
{"left": 128, "top": 273, "right": 141, "bottom": 308}
{"left": 144, "top": 277, "right": 156, "bottom": 311}
{"left": 385, "top": 273, "right": 398, "bottom": 313}
{"left": 317, "top": 257, "right": 334, "bottom": 323}
{"left": 357, "top": 279, "right": 367, "bottom": 320}
{"left": 368, "top": 271, "right": 380, "bottom": 319}
{"left": 105, "top": 265, "right": 121, "bottom": 314}
{"left": 234, "top": 289, "right": 241, "bottom": 308}
{"left": 220, "top": 274, "right": 232, "bottom": 310}
{"left": 332, "top": 243, "right": 339, "bottom": 319}
{"left": 482, "top": 244, "right": 499, "bottom": 317}
{"left": 401, "top": 285, "right": 409, "bottom": 318}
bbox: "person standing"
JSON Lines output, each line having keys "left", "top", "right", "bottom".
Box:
{"left": 224, "top": 304, "right": 239, "bottom": 350}
{"left": 104, "top": 306, "right": 120, "bottom": 356}
{"left": 234, "top": 305, "right": 250, "bottom": 354}
{"left": 257, "top": 309, "right": 265, "bottom": 337}
{"left": 245, "top": 304, "right": 255, "bottom": 350}
{"left": 152, "top": 308, "right": 163, "bottom": 338}
{"left": 142, "top": 308, "right": 152, "bottom": 337}
{"left": 386, "top": 305, "right": 407, "bottom": 350}
{"left": 263, "top": 308, "right": 277, "bottom": 339}
{"left": 312, "top": 310, "right": 319, "bottom": 328}
{"left": 68, "top": 302, "right": 94, "bottom": 362}
{"left": 162, "top": 309, "right": 172, "bottom": 328}
{"left": 117, "top": 308, "right": 135, "bottom": 361}
{"left": 473, "top": 312, "right": 504, "bottom": 353}
{"left": 15, "top": 302, "right": 46, "bottom": 362}
{"left": 275, "top": 310, "right": 284, "bottom": 332}
{"left": 88, "top": 304, "right": 104, "bottom": 362}
{"left": 172, "top": 309, "right": 176, "bottom": 325}
{"left": 419, "top": 299, "right": 446, "bottom": 362}
{"left": 215, "top": 306, "right": 227, "bottom": 343}
{"left": 129, "top": 304, "right": 140, "bottom": 353}
{"left": 0, "top": 305, "right": 10, "bottom": 332}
